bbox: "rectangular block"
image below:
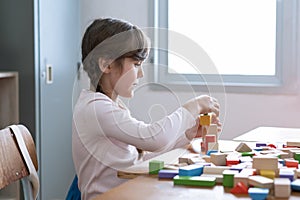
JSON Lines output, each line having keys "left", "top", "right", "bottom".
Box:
{"left": 260, "top": 169, "right": 276, "bottom": 179}
{"left": 203, "top": 166, "right": 231, "bottom": 174}
{"left": 173, "top": 175, "right": 216, "bottom": 187}
{"left": 248, "top": 175, "right": 274, "bottom": 188}
{"left": 158, "top": 169, "right": 178, "bottom": 179}
{"left": 252, "top": 156, "right": 279, "bottom": 170}
{"left": 179, "top": 164, "right": 203, "bottom": 176}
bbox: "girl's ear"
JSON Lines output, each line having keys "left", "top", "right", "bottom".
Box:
{"left": 98, "top": 58, "right": 112, "bottom": 73}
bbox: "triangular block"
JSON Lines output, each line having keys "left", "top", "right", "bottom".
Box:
{"left": 230, "top": 182, "right": 248, "bottom": 194}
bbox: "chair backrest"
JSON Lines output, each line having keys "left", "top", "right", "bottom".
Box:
{"left": 0, "top": 124, "right": 38, "bottom": 199}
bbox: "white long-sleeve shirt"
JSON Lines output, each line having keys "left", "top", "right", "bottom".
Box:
{"left": 72, "top": 90, "right": 196, "bottom": 200}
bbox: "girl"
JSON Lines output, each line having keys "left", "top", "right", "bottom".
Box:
{"left": 72, "top": 18, "right": 221, "bottom": 199}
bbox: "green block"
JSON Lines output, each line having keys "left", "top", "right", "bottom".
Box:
{"left": 149, "top": 160, "right": 164, "bottom": 174}
{"left": 223, "top": 170, "right": 239, "bottom": 187}
{"left": 295, "top": 153, "right": 300, "bottom": 162}
{"left": 173, "top": 175, "right": 216, "bottom": 187}
{"left": 241, "top": 152, "right": 255, "bottom": 157}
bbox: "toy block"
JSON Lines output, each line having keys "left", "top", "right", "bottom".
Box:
{"left": 179, "top": 153, "right": 202, "bottom": 164}
{"left": 267, "top": 143, "right": 277, "bottom": 149}
{"left": 256, "top": 143, "right": 267, "bottom": 147}
{"left": 149, "top": 160, "right": 164, "bottom": 175}
{"left": 294, "top": 153, "right": 300, "bottom": 162}
{"left": 206, "top": 150, "right": 218, "bottom": 156}
{"left": 207, "top": 142, "right": 219, "bottom": 151}
{"left": 234, "top": 173, "right": 249, "bottom": 187}
{"left": 222, "top": 170, "right": 239, "bottom": 187}
{"left": 200, "top": 173, "right": 223, "bottom": 183}
{"left": 279, "top": 168, "right": 295, "bottom": 182}
{"left": 285, "top": 159, "right": 299, "bottom": 169}
{"left": 274, "top": 178, "right": 291, "bottom": 198}
{"left": 179, "top": 164, "right": 203, "bottom": 176}
{"left": 241, "top": 152, "right": 255, "bottom": 157}
{"left": 295, "top": 169, "right": 300, "bottom": 178}
{"left": 226, "top": 154, "right": 240, "bottom": 166}
{"left": 230, "top": 163, "right": 247, "bottom": 172}
{"left": 291, "top": 179, "right": 300, "bottom": 191}
{"left": 164, "top": 162, "right": 188, "bottom": 170}
{"left": 158, "top": 169, "right": 178, "bottom": 179}
{"left": 252, "top": 156, "right": 279, "bottom": 170}
{"left": 248, "top": 175, "right": 274, "bottom": 189}
{"left": 230, "top": 181, "right": 248, "bottom": 194}
{"left": 235, "top": 142, "right": 252, "bottom": 152}
{"left": 210, "top": 152, "right": 227, "bottom": 166}
{"left": 207, "top": 124, "right": 218, "bottom": 135}
{"left": 248, "top": 188, "right": 269, "bottom": 200}
{"left": 260, "top": 170, "right": 276, "bottom": 179}
{"left": 240, "top": 156, "right": 253, "bottom": 163}
{"left": 287, "top": 141, "right": 300, "bottom": 148}
{"left": 173, "top": 175, "right": 216, "bottom": 187}
{"left": 200, "top": 113, "right": 211, "bottom": 126}
{"left": 278, "top": 152, "right": 290, "bottom": 159}
{"left": 201, "top": 155, "right": 211, "bottom": 163}
{"left": 203, "top": 166, "right": 231, "bottom": 175}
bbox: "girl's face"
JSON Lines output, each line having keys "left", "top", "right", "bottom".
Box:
{"left": 111, "top": 57, "right": 144, "bottom": 98}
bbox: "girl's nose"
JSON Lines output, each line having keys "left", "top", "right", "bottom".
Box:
{"left": 137, "top": 66, "right": 144, "bottom": 78}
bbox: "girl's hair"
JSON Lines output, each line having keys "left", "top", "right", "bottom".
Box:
{"left": 81, "top": 18, "right": 150, "bottom": 92}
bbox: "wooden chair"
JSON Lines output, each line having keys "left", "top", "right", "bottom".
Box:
{"left": 0, "top": 124, "right": 39, "bottom": 199}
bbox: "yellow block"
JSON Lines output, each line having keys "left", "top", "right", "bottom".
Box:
{"left": 260, "top": 169, "right": 276, "bottom": 179}
{"left": 200, "top": 114, "right": 211, "bottom": 126}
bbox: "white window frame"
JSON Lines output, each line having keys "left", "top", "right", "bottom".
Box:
{"left": 149, "top": 0, "right": 300, "bottom": 94}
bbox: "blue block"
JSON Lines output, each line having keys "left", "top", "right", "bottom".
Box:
{"left": 207, "top": 150, "right": 218, "bottom": 155}
{"left": 158, "top": 169, "right": 178, "bottom": 179}
{"left": 291, "top": 179, "right": 300, "bottom": 191}
{"left": 179, "top": 164, "right": 203, "bottom": 176}
{"left": 248, "top": 188, "right": 269, "bottom": 200}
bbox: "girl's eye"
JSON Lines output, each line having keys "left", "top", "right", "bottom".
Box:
{"left": 134, "top": 63, "right": 141, "bottom": 68}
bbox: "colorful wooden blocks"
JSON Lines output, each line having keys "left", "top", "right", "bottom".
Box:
{"left": 173, "top": 175, "right": 216, "bottom": 187}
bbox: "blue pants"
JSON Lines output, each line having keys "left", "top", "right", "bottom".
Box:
{"left": 66, "top": 175, "right": 81, "bottom": 200}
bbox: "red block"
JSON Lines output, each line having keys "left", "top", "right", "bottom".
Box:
{"left": 230, "top": 182, "right": 248, "bottom": 194}
{"left": 285, "top": 159, "right": 299, "bottom": 169}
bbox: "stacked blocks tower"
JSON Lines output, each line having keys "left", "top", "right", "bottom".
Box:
{"left": 199, "top": 113, "right": 219, "bottom": 154}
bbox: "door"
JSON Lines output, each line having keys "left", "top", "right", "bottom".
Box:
{"left": 37, "top": 0, "right": 80, "bottom": 198}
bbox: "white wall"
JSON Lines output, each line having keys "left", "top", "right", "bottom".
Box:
{"left": 80, "top": 0, "right": 300, "bottom": 139}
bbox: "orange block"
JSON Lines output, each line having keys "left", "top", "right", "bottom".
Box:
{"left": 200, "top": 114, "right": 211, "bottom": 126}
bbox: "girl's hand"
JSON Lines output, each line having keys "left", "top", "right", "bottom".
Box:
{"left": 183, "top": 95, "right": 220, "bottom": 118}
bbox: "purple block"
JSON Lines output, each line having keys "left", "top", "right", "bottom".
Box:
{"left": 280, "top": 173, "right": 294, "bottom": 182}
{"left": 158, "top": 169, "right": 179, "bottom": 179}
{"left": 256, "top": 143, "right": 267, "bottom": 147}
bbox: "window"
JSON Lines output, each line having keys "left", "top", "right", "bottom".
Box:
{"left": 150, "top": 0, "right": 300, "bottom": 93}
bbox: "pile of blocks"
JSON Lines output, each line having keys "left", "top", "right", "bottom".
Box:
{"left": 149, "top": 138, "right": 300, "bottom": 199}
